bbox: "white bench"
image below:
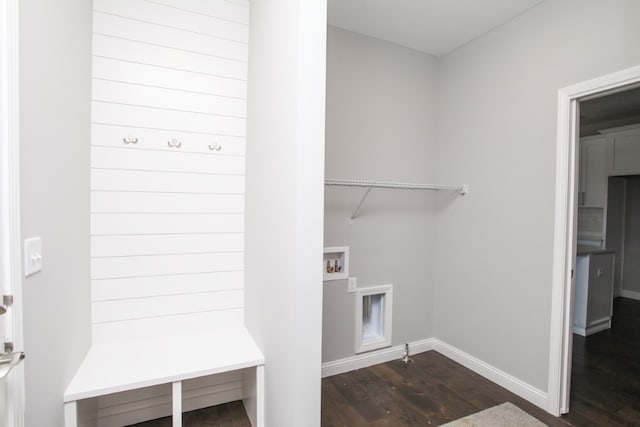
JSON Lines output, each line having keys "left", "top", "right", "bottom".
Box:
{"left": 64, "top": 326, "right": 264, "bottom": 427}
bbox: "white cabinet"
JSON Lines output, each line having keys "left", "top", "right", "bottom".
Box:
{"left": 578, "top": 135, "right": 607, "bottom": 207}
{"left": 573, "top": 250, "right": 615, "bottom": 336}
{"left": 601, "top": 124, "right": 640, "bottom": 176}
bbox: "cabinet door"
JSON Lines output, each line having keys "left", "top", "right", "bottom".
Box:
{"left": 611, "top": 131, "right": 640, "bottom": 174}
{"left": 587, "top": 253, "right": 614, "bottom": 326}
{"left": 580, "top": 137, "right": 607, "bottom": 206}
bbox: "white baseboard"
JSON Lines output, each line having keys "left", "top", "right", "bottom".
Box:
{"left": 322, "top": 338, "right": 549, "bottom": 413}
{"left": 573, "top": 318, "right": 611, "bottom": 337}
{"left": 101, "top": 337, "right": 551, "bottom": 424}
{"left": 620, "top": 289, "right": 640, "bottom": 301}
{"left": 572, "top": 323, "right": 586, "bottom": 336}
{"left": 321, "top": 338, "right": 435, "bottom": 378}
{"left": 432, "top": 339, "right": 548, "bottom": 411}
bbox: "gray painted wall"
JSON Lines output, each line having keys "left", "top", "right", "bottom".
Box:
{"left": 623, "top": 176, "right": 640, "bottom": 293}
{"left": 323, "top": 27, "right": 440, "bottom": 362}
{"left": 435, "top": 0, "right": 640, "bottom": 392}
{"left": 245, "top": 0, "right": 326, "bottom": 425}
{"left": 19, "top": 0, "right": 92, "bottom": 425}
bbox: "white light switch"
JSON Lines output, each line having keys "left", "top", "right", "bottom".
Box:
{"left": 24, "top": 237, "right": 42, "bottom": 277}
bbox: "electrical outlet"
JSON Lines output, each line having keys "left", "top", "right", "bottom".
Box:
{"left": 348, "top": 277, "right": 357, "bottom": 293}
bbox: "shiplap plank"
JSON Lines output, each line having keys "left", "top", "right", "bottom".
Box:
{"left": 91, "top": 213, "right": 243, "bottom": 236}
{"left": 92, "top": 102, "right": 246, "bottom": 136}
{"left": 182, "top": 372, "right": 242, "bottom": 392}
{"left": 91, "top": 233, "right": 244, "bottom": 257}
{"left": 145, "top": 0, "right": 249, "bottom": 25}
{"left": 92, "top": 35, "right": 247, "bottom": 81}
{"left": 96, "top": 371, "right": 241, "bottom": 409}
{"left": 90, "top": 0, "right": 248, "bottom": 343}
{"left": 91, "top": 309, "right": 244, "bottom": 342}
{"left": 93, "top": 79, "right": 247, "bottom": 118}
{"left": 92, "top": 290, "right": 243, "bottom": 323}
{"left": 92, "top": 271, "right": 243, "bottom": 301}
{"left": 91, "top": 146, "right": 245, "bottom": 175}
{"left": 91, "top": 252, "right": 243, "bottom": 279}
{"left": 97, "top": 385, "right": 243, "bottom": 424}
{"left": 92, "top": 56, "right": 246, "bottom": 100}
{"left": 91, "top": 124, "right": 245, "bottom": 156}
{"left": 91, "top": 192, "right": 244, "bottom": 215}
{"left": 93, "top": 12, "right": 247, "bottom": 62}
{"left": 91, "top": 169, "right": 244, "bottom": 194}
{"left": 93, "top": 0, "right": 248, "bottom": 43}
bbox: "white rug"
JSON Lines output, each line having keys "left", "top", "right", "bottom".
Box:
{"left": 441, "top": 402, "right": 548, "bottom": 427}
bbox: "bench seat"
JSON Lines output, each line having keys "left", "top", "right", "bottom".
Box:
{"left": 64, "top": 326, "right": 264, "bottom": 427}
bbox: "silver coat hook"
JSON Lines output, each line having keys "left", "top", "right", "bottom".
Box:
{"left": 0, "top": 351, "right": 25, "bottom": 380}
{"left": 122, "top": 135, "right": 138, "bottom": 144}
{"left": 168, "top": 138, "right": 182, "bottom": 148}
{"left": 209, "top": 142, "right": 222, "bottom": 151}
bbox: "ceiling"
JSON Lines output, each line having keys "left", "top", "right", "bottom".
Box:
{"left": 327, "top": 0, "right": 546, "bottom": 56}
{"left": 580, "top": 86, "right": 640, "bottom": 136}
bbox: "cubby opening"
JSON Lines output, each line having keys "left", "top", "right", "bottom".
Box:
{"left": 323, "top": 246, "right": 349, "bottom": 281}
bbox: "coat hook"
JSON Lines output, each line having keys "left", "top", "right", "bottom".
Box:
{"left": 208, "top": 142, "right": 222, "bottom": 151}
{"left": 168, "top": 138, "right": 182, "bottom": 148}
{"left": 123, "top": 135, "right": 138, "bottom": 144}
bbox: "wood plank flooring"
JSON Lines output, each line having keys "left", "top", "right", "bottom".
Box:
{"left": 561, "top": 297, "right": 640, "bottom": 426}
{"left": 321, "top": 351, "right": 567, "bottom": 427}
{"left": 133, "top": 297, "right": 640, "bottom": 426}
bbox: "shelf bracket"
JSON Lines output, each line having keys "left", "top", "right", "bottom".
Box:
{"left": 350, "top": 187, "right": 373, "bottom": 221}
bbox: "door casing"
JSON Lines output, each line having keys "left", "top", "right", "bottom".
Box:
{"left": 549, "top": 65, "right": 640, "bottom": 416}
{"left": 0, "top": 0, "right": 25, "bottom": 425}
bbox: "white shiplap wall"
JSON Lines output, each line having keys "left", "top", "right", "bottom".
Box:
{"left": 90, "top": 0, "right": 249, "bottom": 343}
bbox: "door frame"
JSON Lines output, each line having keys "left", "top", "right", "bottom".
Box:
{"left": 0, "top": 0, "right": 25, "bottom": 425}
{"left": 549, "top": 64, "right": 640, "bottom": 416}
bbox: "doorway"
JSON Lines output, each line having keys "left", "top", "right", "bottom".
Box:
{"left": 566, "top": 88, "right": 640, "bottom": 423}
{"left": 550, "top": 65, "right": 640, "bottom": 417}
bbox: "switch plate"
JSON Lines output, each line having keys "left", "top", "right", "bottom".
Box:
{"left": 348, "top": 277, "right": 357, "bottom": 293}
{"left": 24, "top": 237, "right": 42, "bottom": 277}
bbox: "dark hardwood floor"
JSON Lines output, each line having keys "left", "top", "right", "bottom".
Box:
{"left": 561, "top": 297, "right": 640, "bottom": 426}
{"left": 321, "top": 351, "right": 567, "bottom": 427}
{"left": 134, "top": 297, "right": 640, "bottom": 426}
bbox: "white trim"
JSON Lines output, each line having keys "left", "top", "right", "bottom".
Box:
{"left": 321, "top": 338, "right": 435, "bottom": 378}
{"left": 550, "top": 65, "right": 640, "bottom": 417}
{"left": 323, "top": 246, "right": 349, "bottom": 281}
{"left": 572, "top": 318, "right": 611, "bottom": 337}
{"left": 355, "top": 284, "right": 393, "bottom": 354}
{"left": 172, "top": 381, "right": 182, "bottom": 427}
{"left": 63, "top": 402, "right": 77, "bottom": 427}
{"left": 0, "top": 0, "right": 24, "bottom": 425}
{"left": 321, "top": 338, "right": 549, "bottom": 412}
{"left": 433, "top": 340, "right": 549, "bottom": 411}
{"left": 255, "top": 365, "right": 264, "bottom": 427}
{"left": 619, "top": 289, "right": 640, "bottom": 301}
{"left": 597, "top": 123, "right": 640, "bottom": 134}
